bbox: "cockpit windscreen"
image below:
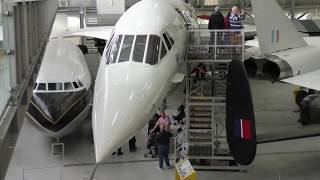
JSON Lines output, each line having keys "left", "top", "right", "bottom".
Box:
{"left": 106, "top": 34, "right": 163, "bottom": 65}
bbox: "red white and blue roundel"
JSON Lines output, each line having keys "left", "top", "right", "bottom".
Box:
{"left": 234, "top": 119, "right": 252, "bottom": 140}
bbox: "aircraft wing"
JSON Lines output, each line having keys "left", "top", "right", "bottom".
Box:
{"left": 51, "top": 26, "right": 114, "bottom": 40}
{"left": 257, "top": 125, "right": 320, "bottom": 144}
{"left": 282, "top": 69, "right": 320, "bottom": 91}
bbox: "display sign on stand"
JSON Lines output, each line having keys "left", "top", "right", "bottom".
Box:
{"left": 175, "top": 159, "right": 197, "bottom": 180}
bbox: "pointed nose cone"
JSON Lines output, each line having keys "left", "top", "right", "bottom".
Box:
{"left": 92, "top": 63, "right": 163, "bottom": 163}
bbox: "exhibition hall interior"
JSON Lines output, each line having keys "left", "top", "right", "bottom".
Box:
{"left": 1, "top": 0, "right": 320, "bottom": 179}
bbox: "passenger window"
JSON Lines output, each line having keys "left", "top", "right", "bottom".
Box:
{"left": 146, "top": 35, "right": 160, "bottom": 65}
{"left": 37, "top": 83, "right": 46, "bottom": 91}
{"left": 78, "top": 81, "right": 83, "bottom": 87}
{"left": 48, "top": 83, "right": 57, "bottom": 91}
{"left": 163, "top": 33, "right": 172, "bottom": 50}
{"left": 73, "top": 82, "right": 79, "bottom": 89}
{"left": 118, "top": 35, "right": 134, "bottom": 63}
{"left": 64, "top": 82, "right": 74, "bottom": 90}
{"left": 160, "top": 41, "right": 167, "bottom": 59}
{"left": 106, "top": 35, "right": 123, "bottom": 65}
{"left": 132, "top": 35, "right": 147, "bottom": 63}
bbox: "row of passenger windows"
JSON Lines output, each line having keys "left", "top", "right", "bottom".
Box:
{"left": 34, "top": 81, "right": 84, "bottom": 91}
{"left": 106, "top": 33, "right": 175, "bottom": 65}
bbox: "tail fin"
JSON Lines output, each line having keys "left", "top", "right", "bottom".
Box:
{"left": 226, "top": 60, "right": 257, "bottom": 166}
{"left": 251, "top": 0, "right": 307, "bottom": 55}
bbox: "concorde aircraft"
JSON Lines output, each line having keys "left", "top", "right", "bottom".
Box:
{"left": 26, "top": 39, "right": 93, "bottom": 137}
{"left": 224, "top": 0, "right": 320, "bottom": 166}
{"left": 91, "top": 0, "right": 198, "bottom": 163}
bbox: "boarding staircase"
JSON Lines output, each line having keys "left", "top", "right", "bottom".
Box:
{"left": 84, "top": 38, "right": 99, "bottom": 54}
{"left": 175, "top": 29, "right": 245, "bottom": 170}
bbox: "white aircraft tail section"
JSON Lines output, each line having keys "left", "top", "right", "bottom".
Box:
{"left": 251, "top": 0, "right": 307, "bottom": 55}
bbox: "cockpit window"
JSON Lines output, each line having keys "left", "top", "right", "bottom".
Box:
{"left": 56, "top": 83, "right": 63, "bottom": 90}
{"left": 64, "top": 82, "right": 74, "bottom": 90}
{"left": 34, "top": 83, "right": 38, "bottom": 90}
{"left": 106, "top": 35, "right": 122, "bottom": 65}
{"left": 166, "top": 32, "right": 175, "bottom": 46}
{"left": 48, "top": 83, "right": 55, "bottom": 90}
{"left": 34, "top": 82, "right": 84, "bottom": 92}
{"left": 48, "top": 83, "right": 62, "bottom": 91}
{"left": 47, "top": 83, "right": 63, "bottom": 91}
{"left": 176, "top": 9, "right": 191, "bottom": 24}
{"left": 78, "top": 81, "right": 83, "bottom": 87}
{"left": 38, "top": 83, "right": 46, "bottom": 91}
{"left": 132, "top": 35, "right": 147, "bottom": 63}
{"left": 160, "top": 41, "right": 167, "bottom": 59}
{"left": 163, "top": 33, "right": 172, "bottom": 50}
{"left": 118, "top": 35, "right": 134, "bottom": 63}
{"left": 105, "top": 34, "right": 161, "bottom": 65}
{"left": 146, "top": 35, "right": 160, "bottom": 65}
{"left": 73, "top": 82, "right": 79, "bottom": 89}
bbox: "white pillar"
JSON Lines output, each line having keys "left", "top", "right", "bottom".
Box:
{"left": 97, "top": 0, "right": 125, "bottom": 14}
{"left": 290, "top": 0, "right": 295, "bottom": 19}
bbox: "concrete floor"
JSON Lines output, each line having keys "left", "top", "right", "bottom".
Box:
{"left": 5, "top": 53, "right": 320, "bottom": 180}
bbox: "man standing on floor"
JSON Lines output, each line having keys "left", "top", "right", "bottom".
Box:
{"left": 155, "top": 124, "right": 172, "bottom": 169}
{"left": 129, "top": 136, "right": 137, "bottom": 152}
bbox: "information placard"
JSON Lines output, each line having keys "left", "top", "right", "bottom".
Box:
{"left": 175, "top": 159, "right": 196, "bottom": 180}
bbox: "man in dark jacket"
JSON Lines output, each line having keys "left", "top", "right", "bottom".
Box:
{"left": 208, "top": 6, "right": 225, "bottom": 53}
{"left": 208, "top": 6, "right": 225, "bottom": 30}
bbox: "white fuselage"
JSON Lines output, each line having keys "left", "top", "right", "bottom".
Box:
{"left": 92, "top": 0, "right": 198, "bottom": 163}
{"left": 36, "top": 39, "right": 91, "bottom": 90}
{"left": 27, "top": 39, "right": 92, "bottom": 137}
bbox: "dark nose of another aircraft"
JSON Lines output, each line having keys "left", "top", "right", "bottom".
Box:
{"left": 32, "top": 90, "right": 87, "bottom": 124}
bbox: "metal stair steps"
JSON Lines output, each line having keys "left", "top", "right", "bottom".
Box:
{"left": 189, "top": 106, "right": 212, "bottom": 111}
{"left": 176, "top": 29, "right": 244, "bottom": 170}
{"left": 190, "top": 117, "right": 211, "bottom": 123}
{"left": 189, "top": 112, "right": 211, "bottom": 117}
{"left": 190, "top": 123, "right": 211, "bottom": 129}
{"left": 188, "top": 129, "right": 212, "bottom": 133}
